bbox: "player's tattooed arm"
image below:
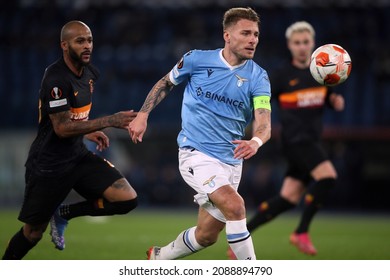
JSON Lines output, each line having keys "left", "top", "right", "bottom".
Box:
{"left": 253, "top": 108, "right": 271, "bottom": 144}
{"left": 139, "top": 74, "right": 174, "bottom": 114}
{"left": 50, "top": 110, "right": 137, "bottom": 138}
{"left": 128, "top": 73, "right": 174, "bottom": 144}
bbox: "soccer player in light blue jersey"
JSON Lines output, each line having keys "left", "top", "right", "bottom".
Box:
{"left": 129, "top": 7, "right": 271, "bottom": 260}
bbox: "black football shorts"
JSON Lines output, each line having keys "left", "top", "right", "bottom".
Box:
{"left": 18, "top": 151, "right": 124, "bottom": 225}
{"left": 283, "top": 142, "right": 329, "bottom": 184}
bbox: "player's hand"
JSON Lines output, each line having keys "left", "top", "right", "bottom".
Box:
{"left": 128, "top": 112, "right": 148, "bottom": 144}
{"left": 232, "top": 139, "right": 260, "bottom": 160}
{"left": 329, "top": 93, "right": 345, "bottom": 111}
{"left": 85, "top": 131, "right": 109, "bottom": 151}
{"left": 111, "top": 110, "right": 138, "bottom": 129}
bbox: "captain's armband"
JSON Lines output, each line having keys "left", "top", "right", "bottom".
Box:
{"left": 253, "top": 95, "right": 271, "bottom": 111}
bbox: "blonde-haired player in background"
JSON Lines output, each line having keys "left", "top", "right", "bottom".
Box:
{"left": 229, "top": 21, "right": 344, "bottom": 258}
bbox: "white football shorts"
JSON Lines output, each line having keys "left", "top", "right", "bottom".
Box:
{"left": 178, "top": 147, "right": 243, "bottom": 222}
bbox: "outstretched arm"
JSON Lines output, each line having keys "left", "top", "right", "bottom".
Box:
{"left": 50, "top": 110, "right": 137, "bottom": 138}
{"left": 128, "top": 73, "right": 174, "bottom": 143}
{"left": 233, "top": 108, "right": 271, "bottom": 160}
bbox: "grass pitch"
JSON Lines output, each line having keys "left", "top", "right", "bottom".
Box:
{"left": 0, "top": 208, "right": 389, "bottom": 260}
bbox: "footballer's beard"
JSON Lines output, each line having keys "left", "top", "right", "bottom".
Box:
{"left": 239, "top": 47, "right": 256, "bottom": 61}
{"left": 69, "top": 47, "right": 91, "bottom": 67}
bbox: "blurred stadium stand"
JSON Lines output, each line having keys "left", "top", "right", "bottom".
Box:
{"left": 0, "top": 1, "right": 389, "bottom": 211}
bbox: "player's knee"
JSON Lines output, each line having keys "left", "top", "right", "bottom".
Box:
{"left": 281, "top": 191, "right": 301, "bottom": 205}
{"left": 280, "top": 181, "right": 305, "bottom": 204}
{"left": 111, "top": 197, "right": 138, "bottom": 215}
{"left": 223, "top": 198, "right": 246, "bottom": 220}
{"left": 28, "top": 230, "right": 44, "bottom": 244}
{"left": 23, "top": 224, "right": 45, "bottom": 244}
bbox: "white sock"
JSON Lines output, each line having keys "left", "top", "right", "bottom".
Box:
{"left": 158, "top": 226, "right": 204, "bottom": 259}
{"left": 226, "top": 219, "right": 256, "bottom": 260}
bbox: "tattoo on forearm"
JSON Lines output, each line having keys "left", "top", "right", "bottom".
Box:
{"left": 140, "top": 74, "right": 173, "bottom": 113}
{"left": 51, "top": 110, "right": 109, "bottom": 137}
{"left": 254, "top": 108, "right": 271, "bottom": 140}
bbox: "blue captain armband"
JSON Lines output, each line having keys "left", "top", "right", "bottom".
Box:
{"left": 253, "top": 95, "right": 271, "bottom": 111}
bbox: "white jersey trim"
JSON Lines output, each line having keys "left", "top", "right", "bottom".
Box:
{"left": 219, "top": 49, "right": 247, "bottom": 70}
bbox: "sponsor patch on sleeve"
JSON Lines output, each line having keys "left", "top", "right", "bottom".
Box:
{"left": 49, "top": 98, "right": 67, "bottom": 108}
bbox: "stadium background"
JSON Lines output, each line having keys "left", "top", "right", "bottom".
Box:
{"left": 0, "top": 0, "right": 389, "bottom": 215}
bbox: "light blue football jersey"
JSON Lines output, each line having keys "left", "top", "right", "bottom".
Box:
{"left": 169, "top": 49, "right": 271, "bottom": 165}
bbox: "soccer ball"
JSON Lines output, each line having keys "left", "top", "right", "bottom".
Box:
{"left": 309, "top": 44, "right": 352, "bottom": 86}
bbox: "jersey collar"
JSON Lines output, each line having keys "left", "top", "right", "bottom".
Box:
{"left": 219, "top": 49, "right": 247, "bottom": 70}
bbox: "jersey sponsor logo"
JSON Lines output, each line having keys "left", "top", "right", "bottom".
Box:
{"left": 207, "top": 68, "right": 214, "bottom": 77}
{"left": 279, "top": 87, "right": 327, "bottom": 109}
{"left": 50, "top": 87, "right": 62, "bottom": 99}
{"left": 235, "top": 74, "right": 248, "bottom": 87}
{"left": 196, "top": 87, "right": 245, "bottom": 109}
{"left": 74, "top": 91, "right": 79, "bottom": 96}
{"left": 203, "top": 175, "right": 216, "bottom": 188}
{"left": 49, "top": 98, "right": 67, "bottom": 108}
{"left": 70, "top": 104, "right": 91, "bottom": 121}
{"left": 196, "top": 87, "right": 203, "bottom": 97}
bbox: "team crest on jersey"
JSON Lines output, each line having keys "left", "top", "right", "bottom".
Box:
{"left": 89, "top": 79, "right": 94, "bottom": 93}
{"left": 50, "top": 87, "right": 62, "bottom": 99}
{"left": 235, "top": 74, "right": 248, "bottom": 87}
{"left": 203, "top": 175, "right": 216, "bottom": 188}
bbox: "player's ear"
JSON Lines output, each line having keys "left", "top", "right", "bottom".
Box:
{"left": 223, "top": 31, "right": 230, "bottom": 43}
{"left": 60, "top": 40, "right": 68, "bottom": 51}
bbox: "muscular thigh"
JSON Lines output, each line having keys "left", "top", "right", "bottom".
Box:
{"left": 179, "top": 148, "right": 242, "bottom": 195}
{"left": 178, "top": 148, "right": 242, "bottom": 222}
{"left": 280, "top": 177, "right": 306, "bottom": 204}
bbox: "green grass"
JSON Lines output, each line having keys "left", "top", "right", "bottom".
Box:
{"left": 1, "top": 208, "right": 389, "bottom": 260}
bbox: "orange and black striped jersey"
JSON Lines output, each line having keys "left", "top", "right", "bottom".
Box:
{"left": 271, "top": 61, "right": 331, "bottom": 145}
{"left": 26, "top": 57, "right": 99, "bottom": 176}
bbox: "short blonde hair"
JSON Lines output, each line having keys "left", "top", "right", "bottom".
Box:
{"left": 285, "top": 21, "right": 315, "bottom": 40}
